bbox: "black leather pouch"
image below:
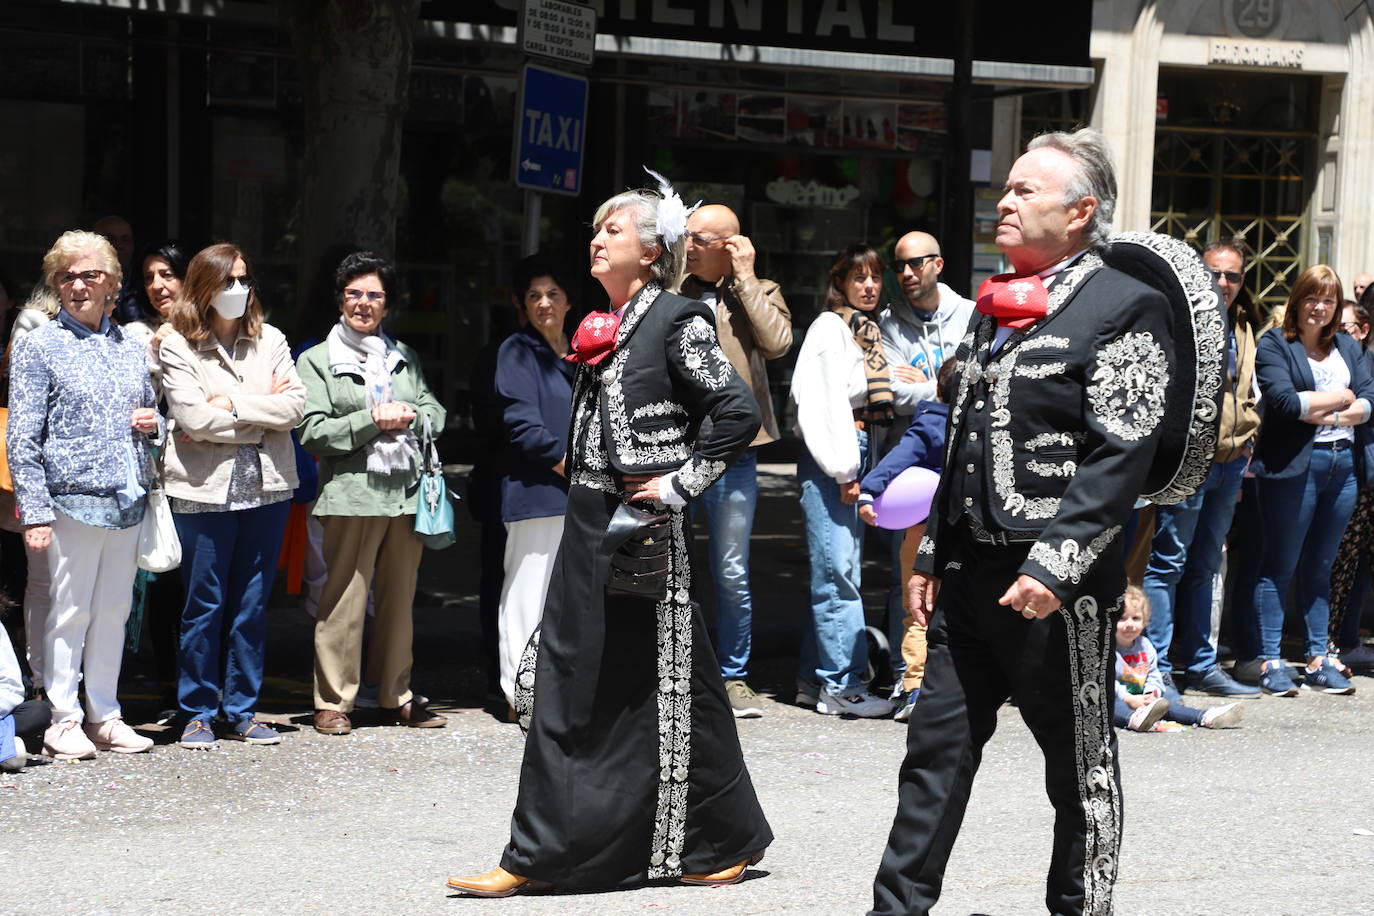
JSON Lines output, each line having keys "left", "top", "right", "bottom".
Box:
{"left": 606, "top": 503, "right": 671, "bottom": 599}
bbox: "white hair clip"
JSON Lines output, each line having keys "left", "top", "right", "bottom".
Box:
{"left": 644, "top": 166, "right": 701, "bottom": 246}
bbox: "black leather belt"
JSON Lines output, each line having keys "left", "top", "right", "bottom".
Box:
{"left": 1313, "top": 440, "right": 1352, "bottom": 451}
{"left": 963, "top": 513, "right": 1036, "bottom": 546}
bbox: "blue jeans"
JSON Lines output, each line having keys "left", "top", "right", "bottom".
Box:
{"left": 696, "top": 449, "right": 758, "bottom": 680}
{"left": 1253, "top": 446, "right": 1358, "bottom": 661}
{"left": 797, "top": 431, "right": 869, "bottom": 693}
{"left": 1142, "top": 455, "right": 1247, "bottom": 675}
{"left": 174, "top": 502, "right": 291, "bottom": 724}
{"left": 1229, "top": 476, "right": 1264, "bottom": 661}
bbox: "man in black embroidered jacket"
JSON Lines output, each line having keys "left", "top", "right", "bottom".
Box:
{"left": 869, "top": 129, "right": 1176, "bottom": 916}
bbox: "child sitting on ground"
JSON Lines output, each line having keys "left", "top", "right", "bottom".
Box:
{"left": 1115, "top": 585, "right": 1243, "bottom": 732}
{"left": 858, "top": 359, "right": 959, "bottom": 723}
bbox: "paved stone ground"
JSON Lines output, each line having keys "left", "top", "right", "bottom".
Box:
{"left": 6, "top": 466, "right": 1374, "bottom": 915}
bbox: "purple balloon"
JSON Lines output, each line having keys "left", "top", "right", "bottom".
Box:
{"left": 871, "top": 466, "right": 941, "bottom": 530}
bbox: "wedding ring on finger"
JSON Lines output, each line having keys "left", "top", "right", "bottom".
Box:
{"left": 1021, "top": 607, "right": 1036, "bottom": 619}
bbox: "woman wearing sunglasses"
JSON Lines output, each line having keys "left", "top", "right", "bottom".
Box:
{"left": 158, "top": 243, "right": 305, "bottom": 748}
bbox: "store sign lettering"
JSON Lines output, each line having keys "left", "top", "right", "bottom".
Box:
{"left": 494, "top": 0, "right": 916, "bottom": 42}
{"left": 765, "top": 178, "right": 860, "bottom": 209}
{"left": 1208, "top": 39, "right": 1303, "bottom": 69}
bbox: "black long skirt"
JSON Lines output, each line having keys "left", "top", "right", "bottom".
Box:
{"left": 500, "top": 484, "right": 773, "bottom": 888}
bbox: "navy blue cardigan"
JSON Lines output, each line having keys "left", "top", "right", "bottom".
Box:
{"left": 1252, "top": 330, "right": 1374, "bottom": 486}
{"left": 860, "top": 401, "right": 949, "bottom": 496}
{"left": 494, "top": 326, "right": 574, "bottom": 522}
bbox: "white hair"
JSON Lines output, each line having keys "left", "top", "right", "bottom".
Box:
{"left": 591, "top": 189, "right": 687, "bottom": 289}
{"left": 1027, "top": 128, "right": 1117, "bottom": 245}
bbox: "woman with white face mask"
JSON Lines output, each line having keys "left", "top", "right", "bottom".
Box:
{"left": 158, "top": 243, "right": 305, "bottom": 749}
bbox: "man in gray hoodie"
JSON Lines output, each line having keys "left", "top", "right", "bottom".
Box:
{"left": 873, "top": 232, "right": 974, "bottom": 699}
{"left": 878, "top": 231, "right": 976, "bottom": 453}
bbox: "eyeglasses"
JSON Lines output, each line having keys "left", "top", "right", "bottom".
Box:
{"left": 1340, "top": 322, "right": 1364, "bottom": 334}
{"left": 686, "top": 231, "right": 729, "bottom": 245}
{"left": 344, "top": 288, "right": 385, "bottom": 303}
{"left": 223, "top": 276, "right": 254, "bottom": 290}
{"left": 57, "top": 269, "right": 107, "bottom": 286}
{"left": 1208, "top": 269, "right": 1243, "bottom": 284}
{"left": 893, "top": 254, "right": 939, "bottom": 273}
{"left": 1303, "top": 296, "right": 1339, "bottom": 308}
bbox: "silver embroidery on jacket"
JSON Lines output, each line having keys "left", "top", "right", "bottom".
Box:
{"left": 1027, "top": 526, "right": 1122, "bottom": 585}
{"left": 674, "top": 458, "right": 727, "bottom": 499}
{"left": 988, "top": 346, "right": 1060, "bottom": 520}
{"left": 678, "top": 315, "right": 734, "bottom": 390}
{"left": 1019, "top": 335, "right": 1071, "bottom": 352}
{"left": 1026, "top": 432, "right": 1086, "bottom": 450}
{"left": 631, "top": 401, "right": 687, "bottom": 422}
{"left": 1015, "top": 361, "right": 1068, "bottom": 379}
{"left": 1088, "top": 332, "right": 1169, "bottom": 442}
{"left": 1026, "top": 459, "right": 1078, "bottom": 478}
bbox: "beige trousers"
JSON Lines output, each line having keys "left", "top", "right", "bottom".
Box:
{"left": 314, "top": 514, "right": 424, "bottom": 712}
{"left": 899, "top": 523, "right": 929, "bottom": 692}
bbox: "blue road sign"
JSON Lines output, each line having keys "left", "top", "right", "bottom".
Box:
{"left": 513, "top": 62, "right": 588, "bottom": 196}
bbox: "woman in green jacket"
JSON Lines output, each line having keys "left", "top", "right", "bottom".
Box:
{"left": 296, "top": 251, "right": 447, "bottom": 736}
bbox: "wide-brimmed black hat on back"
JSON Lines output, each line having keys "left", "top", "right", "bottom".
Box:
{"left": 1101, "top": 231, "right": 1227, "bottom": 505}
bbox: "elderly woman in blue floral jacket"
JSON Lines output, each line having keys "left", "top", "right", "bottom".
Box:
{"left": 7, "top": 230, "right": 159, "bottom": 761}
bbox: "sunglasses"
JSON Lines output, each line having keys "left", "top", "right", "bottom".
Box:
{"left": 223, "top": 276, "right": 255, "bottom": 290}
{"left": 1208, "top": 269, "right": 1243, "bottom": 284}
{"left": 893, "top": 254, "right": 939, "bottom": 273}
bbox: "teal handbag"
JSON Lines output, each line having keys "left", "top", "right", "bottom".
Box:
{"left": 414, "top": 414, "right": 457, "bottom": 549}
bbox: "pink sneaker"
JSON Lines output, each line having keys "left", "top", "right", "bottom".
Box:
{"left": 43, "top": 720, "right": 97, "bottom": 760}
{"left": 84, "top": 718, "right": 153, "bottom": 754}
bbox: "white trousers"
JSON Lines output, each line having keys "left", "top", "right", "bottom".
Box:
{"left": 498, "top": 515, "right": 564, "bottom": 707}
{"left": 43, "top": 513, "right": 140, "bottom": 723}
{"left": 23, "top": 542, "right": 51, "bottom": 688}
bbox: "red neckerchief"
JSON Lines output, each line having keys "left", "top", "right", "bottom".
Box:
{"left": 975, "top": 272, "right": 1049, "bottom": 330}
{"left": 566, "top": 311, "right": 621, "bottom": 366}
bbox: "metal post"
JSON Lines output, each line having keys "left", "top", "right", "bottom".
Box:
{"left": 522, "top": 189, "right": 542, "bottom": 256}
{"left": 944, "top": 0, "right": 976, "bottom": 297}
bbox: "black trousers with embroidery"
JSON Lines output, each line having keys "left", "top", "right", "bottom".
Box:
{"left": 870, "top": 532, "right": 1123, "bottom": 916}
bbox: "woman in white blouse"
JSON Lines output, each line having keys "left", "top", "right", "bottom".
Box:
{"left": 790, "top": 245, "right": 896, "bottom": 718}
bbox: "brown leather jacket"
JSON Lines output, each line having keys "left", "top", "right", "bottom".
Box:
{"left": 1215, "top": 305, "right": 1261, "bottom": 464}
{"left": 678, "top": 273, "right": 792, "bottom": 446}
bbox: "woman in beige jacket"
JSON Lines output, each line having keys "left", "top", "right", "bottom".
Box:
{"left": 158, "top": 243, "right": 304, "bottom": 750}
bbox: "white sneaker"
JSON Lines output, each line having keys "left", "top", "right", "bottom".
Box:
{"left": 816, "top": 688, "right": 895, "bottom": 718}
{"left": 85, "top": 718, "right": 154, "bottom": 754}
{"left": 1200, "top": 702, "right": 1243, "bottom": 729}
{"left": 1126, "top": 697, "right": 1170, "bottom": 732}
{"left": 43, "top": 720, "right": 97, "bottom": 760}
{"left": 795, "top": 685, "right": 819, "bottom": 709}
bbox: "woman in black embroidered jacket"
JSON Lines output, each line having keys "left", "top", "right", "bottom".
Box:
{"left": 447, "top": 175, "right": 772, "bottom": 897}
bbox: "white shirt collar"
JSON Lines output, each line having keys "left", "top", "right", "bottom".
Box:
{"left": 1036, "top": 248, "right": 1088, "bottom": 281}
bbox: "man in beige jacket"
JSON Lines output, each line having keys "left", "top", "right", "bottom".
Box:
{"left": 679, "top": 204, "right": 791, "bottom": 718}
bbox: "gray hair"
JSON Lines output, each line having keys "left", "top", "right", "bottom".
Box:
{"left": 1027, "top": 128, "right": 1117, "bottom": 245}
{"left": 591, "top": 189, "right": 687, "bottom": 289}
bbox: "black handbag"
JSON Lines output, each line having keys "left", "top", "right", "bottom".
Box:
{"left": 606, "top": 503, "right": 672, "bottom": 599}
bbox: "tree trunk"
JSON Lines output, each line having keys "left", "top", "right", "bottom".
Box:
{"left": 283, "top": 0, "right": 418, "bottom": 336}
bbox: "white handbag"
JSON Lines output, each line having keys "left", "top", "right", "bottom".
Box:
{"left": 137, "top": 487, "right": 181, "bottom": 573}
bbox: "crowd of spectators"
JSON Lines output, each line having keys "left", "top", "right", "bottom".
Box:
{"left": 1, "top": 210, "right": 1371, "bottom": 773}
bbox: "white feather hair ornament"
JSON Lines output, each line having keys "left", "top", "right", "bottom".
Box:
{"left": 643, "top": 166, "right": 701, "bottom": 246}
